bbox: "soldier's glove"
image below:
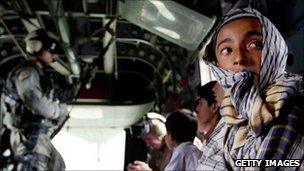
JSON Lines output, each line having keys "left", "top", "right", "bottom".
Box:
{"left": 51, "top": 104, "right": 69, "bottom": 138}
{"left": 54, "top": 104, "right": 69, "bottom": 126}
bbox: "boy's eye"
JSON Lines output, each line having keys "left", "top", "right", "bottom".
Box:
{"left": 221, "top": 48, "right": 232, "bottom": 55}
{"left": 248, "top": 41, "right": 263, "bottom": 49}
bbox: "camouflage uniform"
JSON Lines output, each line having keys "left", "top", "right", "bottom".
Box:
{"left": 4, "top": 63, "right": 69, "bottom": 171}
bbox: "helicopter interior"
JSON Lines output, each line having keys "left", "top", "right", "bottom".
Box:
{"left": 0, "top": 0, "right": 303, "bottom": 169}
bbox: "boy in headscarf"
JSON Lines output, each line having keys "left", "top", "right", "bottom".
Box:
{"left": 202, "top": 7, "right": 304, "bottom": 170}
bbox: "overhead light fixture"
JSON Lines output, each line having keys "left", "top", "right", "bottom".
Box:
{"left": 150, "top": 1, "right": 176, "bottom": 21}
{"left": 0, "top": 26, "right": 5, "bottom": 35}
{"left": 154, "top": 26, "right": 180, "bottom": 40}
{"left": 119, "top": 0, "right": 215, "bottom": 51}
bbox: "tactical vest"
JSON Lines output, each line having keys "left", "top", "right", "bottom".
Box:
{"left": 5, "top": 62, "right": 55, "bottom": 133}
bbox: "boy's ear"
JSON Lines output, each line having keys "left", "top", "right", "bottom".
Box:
{"left": 211, "top": 101, "right": 218, "bottom": 113}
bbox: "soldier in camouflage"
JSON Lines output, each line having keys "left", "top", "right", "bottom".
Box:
{"left": 2, "top": 29, "right": 78, "bottom": 171}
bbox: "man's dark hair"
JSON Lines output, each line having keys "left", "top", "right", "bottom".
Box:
{"left": 197, "top": 81, "right": 217, "bottom": 105}
{"left": 165, "top": 109, "right": 197, "bottom": 143}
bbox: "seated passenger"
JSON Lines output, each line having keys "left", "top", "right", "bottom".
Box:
{"left": 164, "top": 109, "right": 201, "bottom": 171}
{"left": 194, "top": 81, "right": 227, "bottom": 170}
{"left": 127, "top": 113, "right": 172, "bottom": 171}
{"left": 194, "top": 81, "right": 224, "bottom": 142}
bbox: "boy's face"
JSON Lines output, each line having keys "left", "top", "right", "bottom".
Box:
{"left": 196, "top": 98, "right": 217, "bottom": 132}
{"left": 215, "top": 18, "right": 263, "bottom": 78}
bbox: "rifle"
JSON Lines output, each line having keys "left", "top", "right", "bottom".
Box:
{"left": 50, "top": 78, "right": 82, "bottom": 138}
{"left": 50, "top": 114, "right": 70, "bottom": 139}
